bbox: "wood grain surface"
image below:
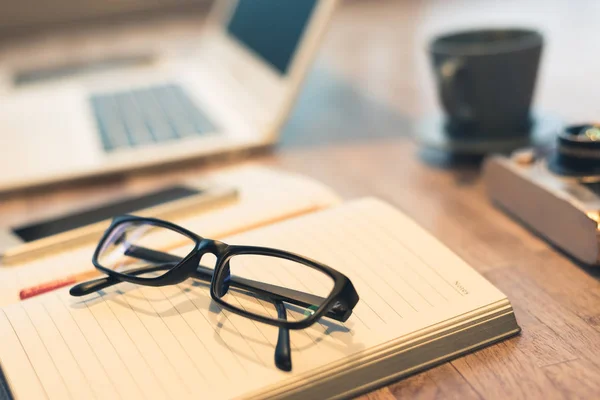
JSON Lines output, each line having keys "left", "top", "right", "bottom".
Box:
{"left": 1, "top": 0, "right": 599, "bottom": 398}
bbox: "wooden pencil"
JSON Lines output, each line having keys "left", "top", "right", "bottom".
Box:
{"left": 19, "top": 270, "right": 100, "bottom": 300}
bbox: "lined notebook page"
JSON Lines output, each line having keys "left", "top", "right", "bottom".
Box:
{"left": 0, "top": 166, "right": 340, "bottom": 306}
{"left": 0, "top": 198, "right": 507, "bottom": 399}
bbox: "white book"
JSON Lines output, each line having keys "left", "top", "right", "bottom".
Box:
{"left": 0, "top": 168, "right": 520, "bottom": 399}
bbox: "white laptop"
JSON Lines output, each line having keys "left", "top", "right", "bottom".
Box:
{"left": 0, "top": 0, "right": 338, "bottom": 193}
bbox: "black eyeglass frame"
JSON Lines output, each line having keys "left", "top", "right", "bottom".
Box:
{"left": 91, "top": 215, "right": 359, "bottom": 330}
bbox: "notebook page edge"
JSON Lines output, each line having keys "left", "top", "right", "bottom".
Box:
{"left": 248, "top": 308, "right": 519, "bottom": 400}
{"left": 242, "top": 299, "right": 517, "bottom": 399}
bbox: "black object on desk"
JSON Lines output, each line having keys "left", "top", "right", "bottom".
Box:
{"left": 1, "top": 183, "right": 237, "bottom": 264}
{"left": 419, "top": 28, "right": 560, "bottom": 155}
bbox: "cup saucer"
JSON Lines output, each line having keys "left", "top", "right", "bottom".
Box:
{"left": 415, "top": 111, "right": 562, "bottom": 155}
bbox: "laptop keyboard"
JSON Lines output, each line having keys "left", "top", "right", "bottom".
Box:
{"left": 90, "top": 83, "right": 215, "bottom": 152}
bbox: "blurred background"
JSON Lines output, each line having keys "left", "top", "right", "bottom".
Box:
{"left": 0, "top": 0, "right": 598, "bottom": 201}
{"left": 2, "top": 0, "right": 598, "bottom": 122}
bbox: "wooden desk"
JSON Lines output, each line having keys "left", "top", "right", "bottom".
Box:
{"left": 1, "top": 1, "right": 599, "bottom": 398}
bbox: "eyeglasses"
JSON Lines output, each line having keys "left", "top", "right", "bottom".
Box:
{"left": 70, "top": 215, "right": 359, "bottom": 371}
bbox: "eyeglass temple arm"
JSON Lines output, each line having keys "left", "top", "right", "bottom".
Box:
{"left": 273, "top": 300, "right": 292, "bottom": 372}
{"left": 127, "top": 245, "right": 350, "bottom": 322}
{"left": 70, "top": 264, "right": 175, "bottom": 296}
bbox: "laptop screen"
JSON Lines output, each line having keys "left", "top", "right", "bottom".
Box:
{"left": 226, "top": 0, "right": 318, "bottom": 75}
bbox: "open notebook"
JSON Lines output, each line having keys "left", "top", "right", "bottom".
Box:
{"left": 0, "top": 168, "right": 520, "bottom": 399}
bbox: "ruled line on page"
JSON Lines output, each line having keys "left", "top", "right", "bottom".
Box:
{"left": 4, "top": 303, "right": 71, "bottom": 399}
{"left": 340, "top": 209, "right": 445, "bottom": 307}
{"left": 59, "top": 292, "right": 144, "bottom": 399}
{"left": 0, "top": 309, "right": 48, "bottom": 399}
{"left": 104, "top": 289, "right": 195, "bottom": 398}
{"left": 22, "top": 301, "right": 83, "bottom": 399}
{"left": 81, "top": 294, "right": 155, "bottom": 399}
{"left": 51, "top": 294, "right": 121, "bottom": 400}
{"left": 135, "top": 286, "right": 211, "bottom": 389}
{"left": 159, "top": 284, "right": 232, "bottom": 382}
{"left": 323, "top": 205, "right": 452, "bottom": 307}
{"left": 183, "top": 285, "right": 268, "bottom": 374}
{"left": 363, "top": 206, "right": 466, "bottom": 297}
{"left": 178, "top": 284, "right": 250, "bottom": 375}
{"left": 39, "top": 301, "right": 97, "bottom": 399}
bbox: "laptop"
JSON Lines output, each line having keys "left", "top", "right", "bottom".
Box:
{"left": 0, "top": 0, "right": 338, "bottom": 193}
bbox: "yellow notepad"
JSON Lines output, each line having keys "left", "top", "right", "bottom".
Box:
{"left": 0, "top": 194, "right": 519, "bottom": 399}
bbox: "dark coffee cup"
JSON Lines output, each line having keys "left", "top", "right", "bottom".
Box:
{"left": 429, "top": 29, "right": 543, "bottom": 139}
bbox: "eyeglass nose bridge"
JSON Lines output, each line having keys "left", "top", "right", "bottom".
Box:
{"left": 196, "top": 238, "right": 227, "bottom": 254}
{"left": 196, "top": 239, "right": 231, "bottom": 297}
{"left": 215, "top": 259, "right": 231, "bottom": 298}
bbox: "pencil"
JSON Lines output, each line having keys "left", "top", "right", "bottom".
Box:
{"left": 19, "top": 270, "right": 100, "bottom": 300}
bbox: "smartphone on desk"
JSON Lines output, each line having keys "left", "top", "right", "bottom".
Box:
{"left": 0, "top": 182, "right": 237, "bottom": 265}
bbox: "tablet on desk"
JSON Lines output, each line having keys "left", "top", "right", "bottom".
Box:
{"left": 0, "top": 182, "right": 237, "bottom": 265}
